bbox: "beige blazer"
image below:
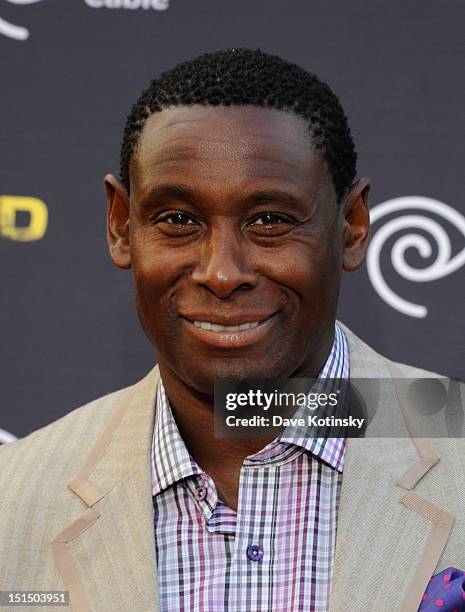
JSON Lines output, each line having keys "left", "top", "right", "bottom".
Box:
{"left": 0, "top": 323, "right": 464, "bottom": 612}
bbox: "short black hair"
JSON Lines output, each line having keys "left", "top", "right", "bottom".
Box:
{"left": 120, "top": 48, "right": 357, "bottom": 202}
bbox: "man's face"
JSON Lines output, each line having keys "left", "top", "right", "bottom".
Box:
{"left": 108, "top": 106, "right": 367, "bottom": 394}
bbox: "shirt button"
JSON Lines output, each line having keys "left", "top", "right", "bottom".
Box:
{"left": 246, "top": 544, "right": 264, "bottom": 562}
{"left": 195, "top": 486, "right": 207, "bottom": 501}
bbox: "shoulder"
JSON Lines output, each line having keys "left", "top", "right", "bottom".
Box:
{"left": 0, "top": 382, "right": 143, "bottom": 590}
{"left": 337, "top": 321, "right": 465, "bottom": 445}
{"left": 0, "top": 384, "right": 131, "bottom": 491}
{"left": 337, "top": 319, "right": 464, "bottom": 419}
{"left": 336, "top": 320, "right": 460, "bottom": 381}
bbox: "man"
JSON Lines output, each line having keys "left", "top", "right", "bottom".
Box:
{"left": 0, "top": 49, "right": 463, "bottom": 612}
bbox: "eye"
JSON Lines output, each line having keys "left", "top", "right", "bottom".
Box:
{"left": 250, "top": 213, "right": 285, "bottom": 226}
{"left": 247, "top": 213, "right": 295, "bottom": 236}
{"left": 159, "top": 212, "right": 196, "bottom": 225}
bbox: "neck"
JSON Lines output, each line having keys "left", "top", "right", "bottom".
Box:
{"left": 155, "top": 325, "right": 335, "bottom": 480}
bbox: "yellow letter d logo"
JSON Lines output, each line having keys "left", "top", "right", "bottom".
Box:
{"left": 0, "top": 196, "right": 48, "bottom": 241}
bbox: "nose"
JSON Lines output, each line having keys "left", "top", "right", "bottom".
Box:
{"left": 191, "top": 222, "right": 257, "bottom": 298}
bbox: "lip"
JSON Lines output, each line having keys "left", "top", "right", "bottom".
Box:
{"left": 181, "top": 313, "right": 278, "bottom": 349}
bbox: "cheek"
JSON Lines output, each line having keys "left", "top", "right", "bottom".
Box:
{"left": 262, "top": 240, "right": 339, "bottom": 304}
{"left": 131, "top": 248, "right": 179, "bottom": 322}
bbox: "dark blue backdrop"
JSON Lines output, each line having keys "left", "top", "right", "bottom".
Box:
{"left": 1, "top": 0, "right": 464, "bottom": 442}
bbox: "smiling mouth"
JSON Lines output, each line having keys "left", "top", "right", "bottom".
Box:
{"left": 181, "top": 313, "right": 276, "bottom": 332}
{"left": 180, "top": 313, "right": 278, "bottom": 347}
{"left": 192, "top": 320, "right": 261, "bottom": 332}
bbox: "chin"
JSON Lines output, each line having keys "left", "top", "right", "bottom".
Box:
{"left": 184, "top": 358, "right": 285, "bottom": 391}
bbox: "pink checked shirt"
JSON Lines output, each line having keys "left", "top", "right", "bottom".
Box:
{"left": 151, "top": 323, "right": 349, "bottom": 611}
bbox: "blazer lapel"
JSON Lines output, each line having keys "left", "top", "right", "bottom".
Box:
{"left": 329, "top": 326, "right": 454, "bottom": 612}
{"left": 51, "top": 366, "right": 161, "bottom": 612}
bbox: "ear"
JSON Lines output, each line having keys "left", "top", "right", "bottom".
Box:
{"left": 341, "top": 178, "right": 371, "bottom": 272}
{"left": 104, "top": 174, "right": 131, "bottom": 269}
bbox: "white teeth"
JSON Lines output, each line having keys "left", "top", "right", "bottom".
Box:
{"left": 240, "top": 322, "right": 259, "bottom": 330}
{"left": 210, "top": 323, "right": 224, "bottom": 332}
{"left": 193, "top": 320, "right": 261, "bottom": 332}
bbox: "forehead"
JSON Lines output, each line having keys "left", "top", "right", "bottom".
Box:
{"left": 130, "top": 105, "right": 332, "bottom": 199}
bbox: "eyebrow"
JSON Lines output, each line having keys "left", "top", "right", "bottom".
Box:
{"left": 138, "top": 184, "right": 309, "bottom": 213}
{"left": 139, "top": 185, "right": 195, "bottom": 206}
{"left": 245, "top": 189, "right": 306, "bottom": 209}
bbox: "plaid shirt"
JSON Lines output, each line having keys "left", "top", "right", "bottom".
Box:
{"left": 151, "top": 323, "right": 349, "bottom": 611}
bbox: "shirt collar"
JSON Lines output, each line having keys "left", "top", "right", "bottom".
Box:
{"left": 151, "top": 322, "right": 349, "bottom": 496}
{"left": 151, "top": 380, "right": 201, "bottom": 496}
{"left": 245, "top": 322, "right": 349, "bottom": 472}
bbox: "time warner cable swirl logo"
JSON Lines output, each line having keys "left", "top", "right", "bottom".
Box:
{"left": 0, "top": 0, "right": 43, "bottom": 41}
{"left": 367, "top": 197, "right": 465, "bottom": 318}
